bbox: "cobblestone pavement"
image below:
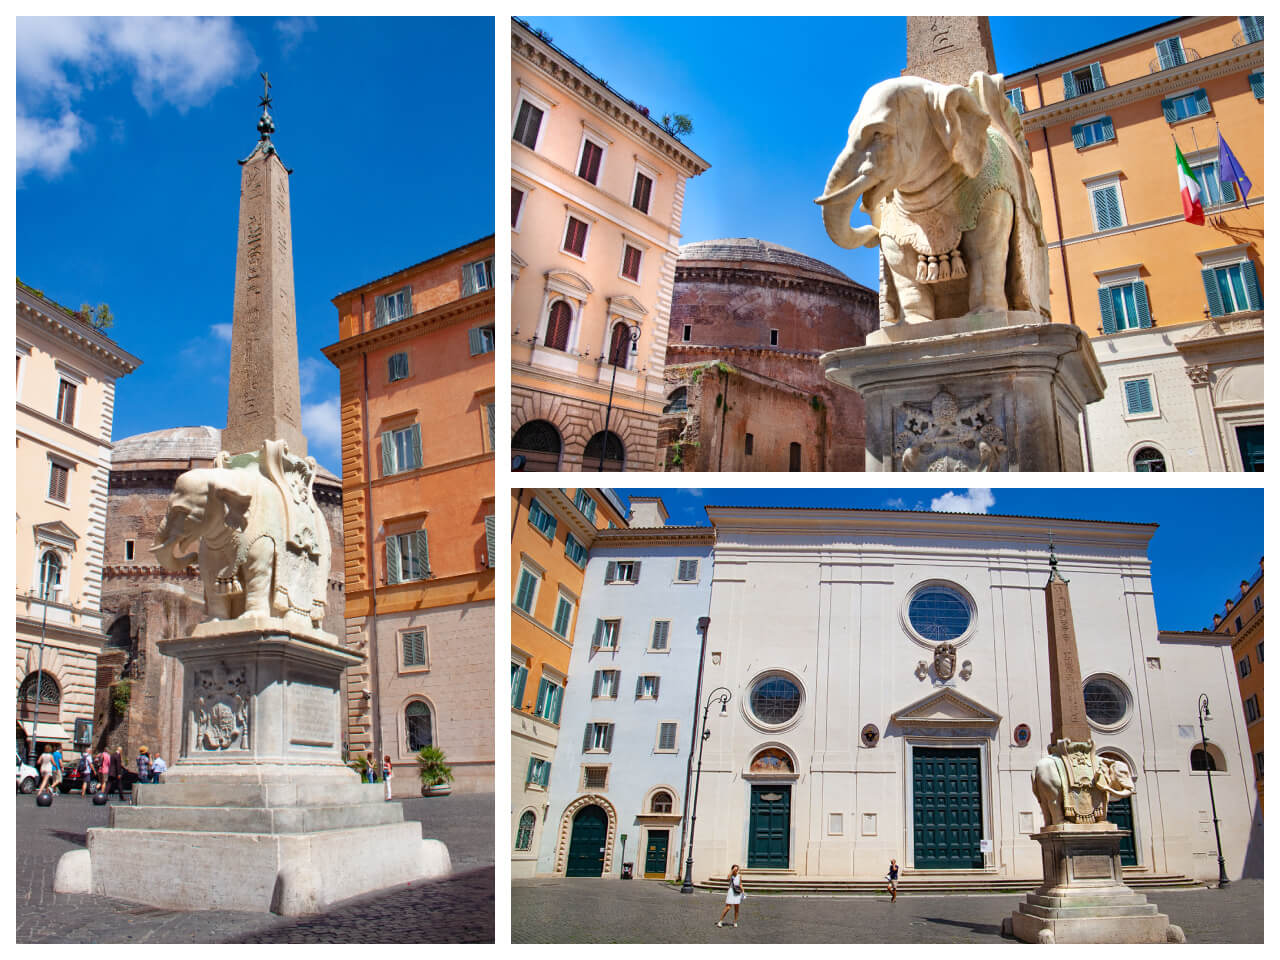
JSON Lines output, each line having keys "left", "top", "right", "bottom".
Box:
{"left": 16, "top": 788, "right": 494, "bottom": 942}
{"left": 512, "top": 877, "right": 1263, "bottom": 943}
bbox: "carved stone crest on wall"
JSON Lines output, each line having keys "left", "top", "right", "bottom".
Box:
{"left": 894, "top": 389, "right": 1006, "bottom": 471}
{"left": 934, "top": 642, "right": 958, "bottom": 680}
{"left": 192, "top": 661, "right": 250, "bottom": 751}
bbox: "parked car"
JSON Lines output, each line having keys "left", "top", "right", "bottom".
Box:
{"left": 16, "top": 753, "right": 37, "bottom": 794}
{"left": 58, "top": 760, "right": 94, "bottom": 794}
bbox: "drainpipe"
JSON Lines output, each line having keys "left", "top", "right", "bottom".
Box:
{"left": 715, "top": 368, "right": 729, "bottom": 471}
{"left": 677, "top": 615, "right": 711, "bottom": 884}
{"left": 1035, "top": 72, "right": 1076, "bottom": 326}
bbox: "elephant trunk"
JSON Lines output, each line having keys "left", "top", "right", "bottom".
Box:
{"left": 152, "top": 513, "right": 196, "bottom": 572}
{"left": 815, "top": 158, "right": 880, "bottom": 249}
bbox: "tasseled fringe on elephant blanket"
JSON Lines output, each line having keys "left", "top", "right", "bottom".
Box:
{"left": 916, "top": 249, "right": 968, "bottom": 283}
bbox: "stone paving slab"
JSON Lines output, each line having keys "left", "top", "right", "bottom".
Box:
{"left": 512, "top": 876, "right": 1263, "bottom": 943}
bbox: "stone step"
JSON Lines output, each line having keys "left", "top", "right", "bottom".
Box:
{"left": 699, "top": 873, "right": 1201, "bottom": 895}
{"left": 1016, "top": 902, "right": 1161, "bottom": 920}
{"left": 133, "top": 780, "right": 381, "bottom": 809}
{"left": 110, "top": 801, "right": 404, "bottom": 835}
{"left": 1024, "top": 892, "right": 1152, "bottom": 909}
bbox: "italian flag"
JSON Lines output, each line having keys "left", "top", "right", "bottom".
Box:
{"left": 1176, "top": 143, "right": 1204, "bottom": 225}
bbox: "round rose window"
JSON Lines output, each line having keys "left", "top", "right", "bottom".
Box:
{"left": 907, "top": 584, "right": 972, "bottom": 642}
{"left": 1083, "top": 676, "right": 1129, "bottom": 727}
{"left": 749, "top": 675, "right": 802, "bottom": 725}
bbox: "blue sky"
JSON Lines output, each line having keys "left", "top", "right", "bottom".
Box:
{"left": 17, "top": 16, "right": 494, "bottom": 475}
{"left": 523, "top": 16, "right": 1172, "bottom": 290}
{"left": 616, "top": 487, "right": 1262, "bottom": 633}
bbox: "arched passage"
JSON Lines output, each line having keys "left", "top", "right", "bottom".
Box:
{"left": 554, "top": 794, "right": 618, "bottom": 877}
{"left": 583, "top": 430, "right": 625, "bottom": 471}
{"left": 513, "top": 419, "right": 563, "bottom": 471}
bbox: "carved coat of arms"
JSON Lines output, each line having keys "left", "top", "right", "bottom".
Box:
{"left": 895, "top": 390, "right": 1007, "bottom": 472}
{"left": 192, "top": 662, "right": 250, "bottom": 751}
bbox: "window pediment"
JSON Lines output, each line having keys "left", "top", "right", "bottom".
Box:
{"left": 892, "top": 689, "right": 1001, "bottom": 728}
{"left": 608, "top": 295, "right": 648, "bottom": 321}
{"left": 34, "top": 520, "right": 79, "bottom": 547}
{"left": 544, "top": 269, "right": 593, "bottom": 301}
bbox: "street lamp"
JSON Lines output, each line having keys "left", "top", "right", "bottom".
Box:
{"left": 1197, "top": 693, "right": 1230, "bottom": 888}
{"left": 597, "top": 321, "right": 641, "bottom": 471}
{"left": 681, "top": 685, "right": 731, "bottom": 893}
{"left": 26, "top": 559, "right": 59, "bottom": 765}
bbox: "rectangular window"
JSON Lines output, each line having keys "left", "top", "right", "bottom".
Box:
{"left": 1189, "top": 159, "right": 1236, "bottom": 208}
{"left": 402, "top": 630, "right": 427, "bottom": 668}
{"left": 605, "top": 560, "right": 640, "bottom": 583}
{"left": 1254, "top": 596, "right": 1263, "bottom": 613}
{"left": 656, "top": 722, "right": 678, "bottom": 752}
{"left": 1235, "top": 615, "right": 1243, "bottom": 632}
{"left": 511, "top": 661, "right": 528, "bottom": 709}
{"left": 386, "top": 530, "right": 429, "bottom": 584}
{"left": 56, "top": 380, "right": 76, "bottom": 425}
{"left": 1239, "top": 655, "right": 1252, "bottom": 678}
{"left": 1255, "top": 751, "right": 1264, "bottom": 780}
{"left": 388, "top": 352, "right": 409, "bottom": 382}
{"left": 651, "top": 620, "right": 670, "bottom": 651}
{"left": 621, "top": 244, "right": 642, "bottom": 282}
{"left": 468, "top": 325, "right": 497, "bottom": 357}
{"left": 632, "top": 171, "right": 654, "bottom": 213}
{"left": 1154, "top": 36, "right": 1186, "bottom": 70}
{"left": 745, "top": 432, "right": 754, "bottom": 456}
{"left": 564, "top": 532, "right": 587, "bottom": 569}
{"left": 582, "top": 765, "right": 609, "bottom": 789}
{"left": 48, "top": 462, "right": 69, "bottom": 502}
{"left": 574, "top": 489, "right": 597, "bottom": 523}
{"left": 528, "top": 498, "right": 557, "bottom": 538}
{"left": 583, "top": 723, "right": 614, "bottom": 754}
{"left": 461, "top": 257, "right": 495, "bottom": 296}
{"left": 511, "top": 187, "right": 525, "bottom": 228}
{"left": 682, "top": 324, "right": 692, "bottom": 342}
{"left": 770, "top": 328, "right": 779, "bottom": 346}
{"left": 552, "top": 594, "right": 575, "bottom": 637}
{"left": 1203, "top": 262, "right": 1260, "bottom": 316}
{"left": 593, "top": 618, "right": 620, "bottom": 650}
{"left": 526, "top": 756, "right": 551, "bottom": 788}
{"left": 635, "top": 675, "right": 660, "bottom": 700}
{"left": 1097, "top": 281, "right": 1151, "bottom": 333}
{"left": 1245, "top": 694, "right": 1260, "bottom": 723}
{"left": 124, "top": 540, "right": 135, "bottom": 561}
{"left": 1071, "top": 116, "right": 1114, "bottom": 149}
{"left": 1122, "top": 378, "right": 1155, "bottom": 415}
{"left": 1006, "top": 87, "right": 1024, "bottom": 113}
{"left": 535, "top": 678, "right": 564, "bottom": 724}
{"left": 562, "top": 216, "right": 589, "bottom": 257}
{"left": 676, "top": 559, "right": 699, "bottom": 582}
{"left": 381, "top": 424, "right": 422, "bottom": 475}
{"left": 514, "top": 566, "right": 540, "bottom": 614}
{"left": 1240, "top": 16, "right": 1264, "bottom": 43}
{"left": 592, "top": 669, "right": 619, "bottom": 699}
{"left": 375, "top": 286, "right": 412, "bottom": 327}
{"left": 484, "top": 515, "right": 495, "bottom": 568}
{"left": 1063, "top": 62, "right": 1104, "bottom": 98}
{"left": 1089, "top": 183, "right": 1125, "bottom": 231}
{"left": 513, "top": 100, "right": 543, "bottom": 149}
{"left": 1162, "top": 89, "right": 1210, "bottom": 123}
{"left": 1248, "top": 71, "right": 1263, "bottom": 100}
{"left": 790, "top": 441, "right": 802, "bottom": 472}
{"left": 1258, "top": 641, "right": 1264, "bottom": 662}
{"left": 577, "top": 139, "right": 604, "bottom": 184}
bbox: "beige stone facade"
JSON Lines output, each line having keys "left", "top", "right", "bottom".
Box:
{"left": 16, "top": 281, "right": 140, "bottom": 762}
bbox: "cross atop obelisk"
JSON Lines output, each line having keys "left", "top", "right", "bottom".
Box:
{"left": 1043, "top": 532, "right": 1092, "bottom": 744}
{"left": 904, "top": 16, "right": 997, "bottom": 86}
{"left": 223, "top": 73, "right": 306, "bottom": 458}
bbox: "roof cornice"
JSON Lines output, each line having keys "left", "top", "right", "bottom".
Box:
{"left": 675, "top": 262, "right": 875, "bottom": 302}
{"left": 1005, "top": 16, "right": 1204, "bottom": 80}
{"left": 330, "top": 235, "right": 495, "bottom": 303}
{"left": 17, "top": 287, "right": 142, "bottom": 376}
{"left": 321, "top": 289, "right": 495, "bottom": 361}
{"left": 592, "top": 526, "right": 714, "bottom": 546}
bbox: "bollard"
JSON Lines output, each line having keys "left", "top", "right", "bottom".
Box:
{"left": 36, "top": 790, "right": 54, "bottom": 807}
{"left": 92, "top": 791, "right": 108, "bottom": 806}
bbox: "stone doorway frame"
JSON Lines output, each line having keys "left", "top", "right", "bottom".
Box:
{"left": 553, "top": 794, "right": 618, "bottom": 877}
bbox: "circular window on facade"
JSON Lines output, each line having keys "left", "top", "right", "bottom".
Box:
{"left": 1083, "top": 676, "right": 1130, "bottom": 728}
{"left": 906, "top": 583, "right": 974, "bottom": 644}
{"left": 748, "top": 674, "right": 803, "bottom": 727}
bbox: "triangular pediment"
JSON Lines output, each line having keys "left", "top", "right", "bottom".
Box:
{"left": 891, "top": 688, "right": 1001, "bottom": 727}
{"left": 607, "top": 294, "right": 648, "bottom": 320}
{"left": 544, "top": 269, "right": 593, "bottom": 298}
{"left": 34, "top": 520, "right": 79, "bottom": 544}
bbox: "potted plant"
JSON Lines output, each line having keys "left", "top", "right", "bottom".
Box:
{"left": 417, "top": 746, "right": 453, "bottom": 797}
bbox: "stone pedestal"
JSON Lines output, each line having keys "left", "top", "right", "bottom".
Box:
{"left": 822, "top": 315, "right": 1104, "bottom": 471}
{"left": 54, "top": 621, "right": 451, "bottom": 915}
{"left": 1007, "top": 824, "right": 1182, "bottom": 944}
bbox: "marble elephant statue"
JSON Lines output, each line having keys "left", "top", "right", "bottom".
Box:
{"left": 816, "top": 71, "right": 1050, "bottom": 328}
{"left": 1032, "top": 753, "right": 1134, "bottom": 827}
{"left": 151, "top": 439, "right": 329, "bottom": 628}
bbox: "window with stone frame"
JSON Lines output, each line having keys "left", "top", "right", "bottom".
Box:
{"left": 512, "top": 99, "right": 544, "bottom": 150}
{"left": 582, "top": 723, "right": 614, "bottom": 754}
{"left": 635, "top": 674, "right": 660, "bottom": 700}
{"left": 621, "top": 244, "right": 642, "bottom": 282}
{"left": 515, "top": 809, "right": 537, "bottom": 849}
{"left": 526, "top": 758, "right": 551, "bottom": 788}
{"left": 581, "top": 764, "right": 609, "bottom": 789}
{"left": 56, "top": 379, "right": 76, "bottom": 425}
{"left": 577, "top": 137, "right": 605, "bottom": 185}
{"left": 650, "top": 620, "right": 670, "bottom": 651}
{"left": 650, "top": 790, "right": 674, "bottom": 813}
{"left": 48, "top": 461, "right": 69, "bottom": 503}
{"left": 1087, "top": 180, "right": 1126, "bottom": 232}
{"left": 405, "top": 701, "right": 432, "bottom": 751}
{"left": 552, "top": 593, "right": 575, "bottom": 637}
{"left": 387, "top": 530, "right": 429, "bottom": 584}
{"left": 593, "top": 618, "right": 621, "bottom": 650}
{"left": 461, "top": 257, "right": 495, "bottom": 296}
{"left": 381, "top": 424, "right": 422, "bottom": 475}
{"left": 512, "top": 187, "right": 526, "bottom": 229}
{"left": 562, "top": 216, "right": 589, "bottom": 258}
{"left": 1063, "top": 62, "right": 1105, "bottom": 98}
{"left": 1244, "top": 694, "right": 1260, "bottom": 723}
{"left": 1201, "top": 259, "right": 1262, "bottom": 317}
{"left": 375, "top": 286, "right": 413, "bottom": 327}
{"left": 573, "top": 488, "right": 597, "bottom": 522}
{"left": 402, "top": 629, "right": 427, "bottom": 668}
{"left": 604, "top": 560, "right": 639, "bottom": 584}
{"left": 1239, "top": 654, "right": 1252, "bottom": 678}
{"left": 544, "top": 300, "right": 573, "bottom": 351}
{"left": 655, "top": 722, "right": 678, "bottom": 753}
{"left": 514, "top": 564, "right": 541, "bottom": 614}
{"left": 632, "top": 170, "right": 654, "bottom": 214}
{"left": 592, "top": 669, "right": 620, "bottom": 699}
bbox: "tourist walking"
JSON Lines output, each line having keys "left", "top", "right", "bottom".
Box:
{"left": 78, "top": 751, "right": 94, "bottom": 796}
{"left": 136, "top": 747, "right": 151, "bottom": 786}
{"left": 716, "top": 865, "right": 745, "bottom": 927}
{"left": 52, "top": 746, "right": 64, "bottom": 791}
{"left": 97, "top": 748, "right": 111, "bottom": 796}
{"left": 886, "top": 858, "right": 900, "bottom": 902}
{"left": 151, "top": 754, "right": 166, "bottom": 783}
{"left": 37, "top": 746, "right": 56, "bottom": 794}
{"left": 110, "top": 747, "right": 127, "bottom": 799}
{"left": 383, "top": 755, "right": 393, "bottom": 801}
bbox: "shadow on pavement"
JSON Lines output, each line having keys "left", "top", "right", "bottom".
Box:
{"left": 918, "top": 915, "right": 1005, "bottom": 937}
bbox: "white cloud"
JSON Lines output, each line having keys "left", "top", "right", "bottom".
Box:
{"left": 275, "top": 17, "right": 316, "bottom": 55}
{"left": 16, "top": 110, "right": 86, "bottom": 179}
{"left": 884, "top": 497, "right": 907, "bottom": 509}
{"left": 302, "top": 396, "right": 341, "bottom": 471}
{"left": 930, "top": 488, "right": 996, "bottom": 514}
{"left": 211, "top": 323, "right": 233, "bottom": 343}
{"left": 299, "top": 356, "right": 328, "bottom": 398}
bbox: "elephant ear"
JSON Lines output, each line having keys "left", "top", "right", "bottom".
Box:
{"left": 928, "top": 83, "right": 989, "bottom": 180}
{"left": 212, "top": 476, "right": 254, "bottom": 531}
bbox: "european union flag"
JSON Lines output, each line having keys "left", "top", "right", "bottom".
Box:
{"left": 1217, "top": 131, "right": 1253, "bottom": 209}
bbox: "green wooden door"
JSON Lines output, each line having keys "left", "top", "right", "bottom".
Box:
{"left": 913, "top": 747, "right": 984, "bottom": 869}
{"left": 566, "top": 805, "right": 607, "bottom": 877}
{"left": 644, "top": 829, "right": 669, "bottom": 878}
{"left": 1237, "top": 425, "right": 1264, "bottom": 472}
{"left": 1106, "top": 795, "right": 1137, "bottom": 866}
{"left": 747, "top": 785, "right": 791, "bottom": 868}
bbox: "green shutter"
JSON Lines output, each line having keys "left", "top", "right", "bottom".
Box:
{"left": 386, "top": 535, "right": 401, "bottom": 585}
{"left": 1124, "top": 379, "right": 1153, "bottom": 414}
{"left": 1100, "top": 116, "right": 1115, "bottom": 142}
{"left": 1089, "top": 62, "right": 1105, "bottom": 91}
{"left": 468, "top": 327, "right": 483, "bottom": 355}
{"left": 1092, "top": 186, "right": 1119, "bottom": 231}
{"left": 1241, "top": 261, "right": 1262, "bottom": 310}
{"left": 1071, "top": 123, "right": 1085, "bottom": 149}
{"left": 526, "top": 756, "right": 536, "bottom": 784}
{"left": 485, "top": 515, "right": 495, "bottom": 567}
{"left": 409, "top": 423, "right": 422, "bottom": 469}
{"left": 486, "top": 403, "right": 496, "bottom": 449}
{"left": 1007, "top": 88, "right": 1024, "bottom": 113}
{"left": 512, "top": 664, "right": 527, "bottom": 708}
{"left": 387, "top": 356, "right": 397, "bottom": 381}
{"left": 414, "top": 530, "right": 429, "bottom": 577}
{"left": 1194, "top": 88, "right": 1210, "bottom": 116}
{"left": 1062, "top": 71, "right": 1078, "bottom": 99}
{"left": 582, "top": 724, "right": 593, "bottom": 752}
{"left": 605, "top": 561, "right": 616, "bottom": 583}
{"left": 550, "top": 686, "right": 562, "bottom": 725}
{"left": 381, "top": 431, "right": 395, "bottom": 475}
{"left": 1133, "top": 281, "right": 1152, "bottom": 328}
{"left": 1161, "top": 97, "right": 1177, "bottom": 123}
{"left": 1241, "top": 16, "right": 1263, "bottom": 43}
{"left": 1248, "top": 71, "right": 1263, "bottom": 99}
{"left": 375, "top": 295, "right": 388, "bottom": 327}
{"left": 1097, "top": 287, "right": 1117, "bottom": 334}
{"left": 1201, "top": 268, "right": 1226, "bottom": 317}
{"left": 515, "top": 570, "right": 535, "bottom": 611}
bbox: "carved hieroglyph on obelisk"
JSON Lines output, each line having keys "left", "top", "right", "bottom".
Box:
{"left": 223, "top": 72, "right": 306, "bottom": 458}
{"left": 1044, "top": 537, "right": 1092, "bottom": 744}
{"left": 903, "top": 15, "right": 997, "bottom": 86}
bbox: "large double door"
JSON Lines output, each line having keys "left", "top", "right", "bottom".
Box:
{"left": 912, "top": 747, "right": 984, "bottom": 869}
{"left": 566, "top": 805, "right": 607, "bottom": 877}
{"left": 747, "top": 784, "right": 791, "bottom": 868}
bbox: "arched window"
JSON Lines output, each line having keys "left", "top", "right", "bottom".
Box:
{"left": 406, "top": 700, "right": 433, "bottom": 752}
{"left": 1133, "top": 447, "right": 1166, "bottom": 472}
{"left": 584, "top": 431, "right": 625, "bottom": 471}
{"left": 650, "top": 790, "right": 674, "bottom": 814}
{"left": 1191, "top": 745, "right": 1223, "bottom": 772}
{"left": 608, "top": 322, "right": 633, "bottom": 367}
{"left": 515, "top": 810, "right": 536, "bottom": 851}
{"left": 544, "top": 301, "right": 573, "bottom": 351}
{"left": 39, "top": 550, "right": 62, "bottom": 599}
{"left": 18, "top": 672, "right": 60, "bottom": 721}
{"left": 513, "top": 420, "right": 563, "bottom": 471}
{"left": 663, "top": 388, "right": 688, "bottom": 414}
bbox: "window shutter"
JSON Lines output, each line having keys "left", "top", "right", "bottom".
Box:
{"left": 375, "top": 295, "right": 388, "bottom": 327}
{"left": 468, "top": 327, "right": 483, "bottom": 355}
{"left": 605, "top": 561, "right": 616, "bottom": 583}
{"left": 408, "top": 423, "right": 422, "bottom": 469}
{"left": 1201, "top": 268, "right": 1226, "bottom": 317}
{"left": 1241, "top": 261, "right": 1262, "bottom": 310}
{"left": 1194, "top": 88, "right": 1210, "bottom": 116}
{"left": 414, "top": 529, "right": 429, "bottom": 577}
{"left": 462, "top": 266, "right": 477, "bottom": 298}
{"left": 550, "top": 686, "right": 562, "bottom": 724}
{"left": 400, "top": 286, "right": 413, "bottom": 319}
{"left": 485, "top": 515, "right": 495, "bottom": 567}
{"left": 603, "top": 725, "right": 614, "bottom": 752}
{"left": 1062, "top": 70, "right": 1078, "bottom": 100}
{"left": 652, "top": 677, "right": 660, "bottom": 699}
{"left": 593, "top": 672, "right": 602, "bottom": 697}
{"left": 1100, "top": 116, "right": 1115, "bottom": 142}
{"left": 1124, "top": 379, "right": 1152, "bottom": 414}
{"left": 486, "top": 403, "right": 496, "bottom": 449}
{"left": 653, "top": 621, "right": 668, "bottom": 649}
{"left": 1248, "top": 71, "right": 1263, "bottom": 100}
{"left": 1105, "top": 187, "right": 1122, "bottom": 228}
{"left": 387, "top": 356, "right": 396, "bottom": 381}
{"left": 381, "top": 432, "right": 395, "bottom": 475}
{"left": 1161, "top": 97, "right": 1177, "bottom": 123}
{"left": 1092, "top": 187, "right": 1116, "bottom": 231}
{"left": 526, "top": 756, "right": 536, "bottom": 784}
{"left": 1097, "top": 287, "right": 1117, "bottom": 334}
{"left": 1070, "top": 123, "right": 1085, "bottom": 149}
{"left": 583, "top": 724, "right": 593, "bottom": 752}
{"left": 636, "top": 675, "right": 644, "bottom": 698}
{"left": 512, "top": 665, "right": 527, "bottom": 707}
{"left": 631, "top": 561, "right": 642, "bottom": 582}
{"left": 1133, "top": 281, "right": 1152, "bottom": 327}
{"left": 1007, "top": 88, "right": 1024, "bottom": 113}
{"left": 593, "top": 619, "right": 603, "bottom": 646}
{"left": 386, "top": 535, "right": 401, "bottom": 585}
{"left": 1088, "top": 62, "right": 1104, "bottom": 92}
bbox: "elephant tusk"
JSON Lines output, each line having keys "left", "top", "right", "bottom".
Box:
{"left": 814, "top": 173, "right": 874, "bottom": 207}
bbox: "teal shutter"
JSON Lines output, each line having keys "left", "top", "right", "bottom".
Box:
{"left": 511, "top": 664, "right": 527, "bottom": 708}
{"left": 550, "top": 685, "right": 562, "bottom": 724}
{"left": 526, "top": 756, "right": 536, "bottom": 784}
{"left": 1089, "top": 62, "right": 1105, "bottom": 91}
{"left": 1202, "top": 268, "right": 1226, "bottom": 317}
{"left": 486, "top": 403, "right": 496, "bottom": 449}
{"left": 1241, "top": 16, "right": 1263, "bottom": 43}
{"left": 386, "top": 535, "right": 401, "bottom": 585}
{"left": 1092, "top": 186, "right": 1120, "bottom": 231}
{"left": 485, "top": 515, "right": 495, "bottom": 567}
{"left": 635, "top": 675, "right": 644, "bottom": 698}
{"left": 604, "top": 561, "right": 616, "bottom": 583}
{"left": 468, "top": 327, "right": 483, "bottom": 354}
{"left": 515, "top": 570, "right": 535, "bottom": 611}
{"left": 1241, "top": 261, "right": 1262, "bottom": 310}
{"left": 1248, "top": 71, "right": 1263, "bottom": 99}
{"left": 1062, "top": 71, "right": 1078, "bottom": 99}
{"left": 582, "top": 724, "right": 593, "bottom": 752}
{"left": 1007, "top": 88, "right": 1024, "bottom": 113}
{"left": 1133, "top": 281, "right": 1152, "bottom": 328}
{"left": 1161, "top": 97, "right": 1177, "bottom": 123}
{"left": 1194, "top": 88, "right": 1210, "bottom": 116}
{"left": 414, "top": 529, "right": 429, "bottom": 577}
{"left": 1097, "top": 287, "right": 1117, "bottom": 333}
{"left": 381, "top": 431, "right": 395, "bottom": 475}
{"left": 1100, "top": 116, "right": 1115, "bottom": 142}
{"left": 1123, "top": 379, "right": 1153, "bottom": 414}
{"left": 409, "top": 423, "right": 422, "bottom": 469}
{"left": 1071, "top": 123, "right": 1085, "bottom": 149}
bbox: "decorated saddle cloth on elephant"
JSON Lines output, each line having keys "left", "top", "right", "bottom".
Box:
{"left": 1052, "top": 741, "right": 1106, "bottom": 823}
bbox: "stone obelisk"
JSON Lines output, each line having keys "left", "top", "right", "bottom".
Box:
{"left": 222, "top": 74, "right": 306, "bottom": 459}
{"left": 1044, "top": 544, "right": 1091, "bottom": 744}
{"left": 903, "top": 16, "right": 996, "bottom": 85}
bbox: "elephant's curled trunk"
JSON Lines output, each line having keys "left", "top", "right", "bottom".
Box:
{"left": 815, "top": 162, "right": 880, "bottom": 250}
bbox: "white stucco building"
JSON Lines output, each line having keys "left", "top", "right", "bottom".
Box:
{"left": 536, "top": 500, "right": 713, "bottom": 879}
{"left": 688, "top": 507, "right": 1258, "bottom": 885}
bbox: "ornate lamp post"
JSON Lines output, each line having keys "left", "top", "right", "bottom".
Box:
{"left": 598, "top": 322, "right": 640, "bottom": 471}
{"left": 27, "top": 559, "right": 59, "bottom": 765}
{"left": 1197, "top": 693, "right": 1230, "bottom": 887}
{"left": 680, "top": 685, "right": 731, "bottom": 893}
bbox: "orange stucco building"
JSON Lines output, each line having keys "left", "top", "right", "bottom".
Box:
{"left": 323, "top": 235, "right": 496, "bottom": 793}
{"left": 1214, "top": 560, "right": 1263, "bottom": 809}
{"left": 1005, "top": 16, "right": 1263, "bottom": 470}
{"left": 511, "top": 487, "right": 627, "bottom": 876}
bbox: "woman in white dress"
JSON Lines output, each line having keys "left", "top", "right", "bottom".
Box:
{"left": 716, "top": 864, "right": 744, "bottom": 927}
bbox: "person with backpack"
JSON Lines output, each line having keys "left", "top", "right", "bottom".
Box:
{"left": 716, "top": 865, "right": 745, "bottom": 927}
{"left": 78, "top": 752, "right": 94, "bottom": 796}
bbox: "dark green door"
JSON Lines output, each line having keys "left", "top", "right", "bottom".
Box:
{"left": 1106, "top": 795, "right": 1137, "bottom": 866}
{"left": 644, "top": 829, "right": 669, "bottom": 878}
{"left": 1237, "top": 425, "right": 1263, "bottom": 472}
{"left": 913, "top": 747, "right": 984, "bottom": 869}
{"left": 566, "top": 805, "right": 607, "bottom": 877}
{"left": 747, "top": 785, "right": 791, "bottom": 868}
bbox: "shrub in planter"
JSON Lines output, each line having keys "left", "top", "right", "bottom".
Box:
{"left": 417, "top": 746, "right": 454, "bottom": 796}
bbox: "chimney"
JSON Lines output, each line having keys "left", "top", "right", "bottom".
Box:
{"left": 628, "top": 497, "right": 669, "bottom": 528}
